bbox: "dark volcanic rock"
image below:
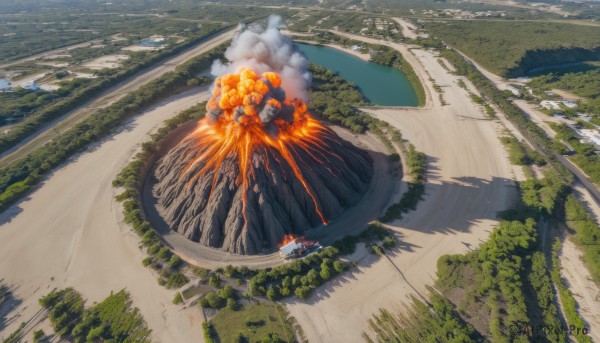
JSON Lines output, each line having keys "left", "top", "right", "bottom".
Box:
{"left": 153, "top": 127, "right": 373, "bottom": 255}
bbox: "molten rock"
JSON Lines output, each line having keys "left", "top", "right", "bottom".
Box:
{"left": 152, "top": 16, "right": 373, "bottom": 255}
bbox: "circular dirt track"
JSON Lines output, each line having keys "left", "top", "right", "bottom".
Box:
{"left": 141, "top": 124, "right": 397, "bottom": 269}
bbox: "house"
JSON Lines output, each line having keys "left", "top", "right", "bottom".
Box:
{"left": 562, "top": 100, "right": 578, "bottom": 108}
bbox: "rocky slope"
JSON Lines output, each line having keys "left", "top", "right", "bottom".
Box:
{"left": 152, "top": 127, "right": 373, "bottom": 255}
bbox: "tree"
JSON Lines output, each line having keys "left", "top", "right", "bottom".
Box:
{"left": 333, "top": 261, "right": 345, "bottom": 273}
{"left": 227, "top": 298, "right": 236, "bottom": 310}
{"left": 319, "top": 266, "right": 331, "bottom": 280}
{"left": 266, "top": 285, "right": 279, "bottom": 301}
{"left": 219, "top": 285, "right": 234, "bottom": 299}
{"left": 203, "top": 292, "right": 223, "bottom": 308}
{"left": 295, "top": 286, "right": 311, "bottom": 300}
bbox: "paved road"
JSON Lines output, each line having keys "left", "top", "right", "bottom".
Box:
{"left": 0, "top": 27, "right": 237, "bottom": 166}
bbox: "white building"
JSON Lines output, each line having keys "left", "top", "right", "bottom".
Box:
{"left": 562, "top": 100, "right": 578, "bottom": 108}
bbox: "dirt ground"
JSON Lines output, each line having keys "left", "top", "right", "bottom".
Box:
{"left": 285, "top": 32, "right": 518, "bottom": 342}
{"left": 0, "top": 89, "right": 211, "bottom": 343}
{"left": 559, "top": 238, "right": 600, "bottom": 341}
{"left": 83, "top": 54, "right": 130, "bottom": 70}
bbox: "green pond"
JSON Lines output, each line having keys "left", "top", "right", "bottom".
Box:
{"left": 298, "top": 43, "right": 419, "bottom": 106}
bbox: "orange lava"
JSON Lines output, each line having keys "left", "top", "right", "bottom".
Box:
{"left": 278, "top": 234, "right": 299, "bottom": 247}
{"left": 181, "top": 67, "right": 334, "bottom": 225}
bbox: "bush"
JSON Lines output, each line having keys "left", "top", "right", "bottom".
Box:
{"left": 203, "top": 292, "right": 224, "bottom": 309}
{"left": 333, "top": 261, "right": 345, "bottom": 273}
{"left": 219, "top": 285, "right": 234, "bottom": 299}
{"left": 266, "top": 286, "right": 279, "bottom": 301}
{"left": 166, "top": 272, "right": 189, "bottom": 289}
{"left": 227, "top": 298, "right": 237, "bottom": 310}
{"left": 168, "top": 255, "right": 183, "bottom": 269}
{"left": 33, "top": 329, "right": 45, "bottom": 342}
{"left": 209, "top": 274, "right": 221, "bottom": 288}
{"left": 294, "top": 286, "right": 312, "bottom": 300}
{"left": 172, "top": 292, "right": 183, "bottom": 305}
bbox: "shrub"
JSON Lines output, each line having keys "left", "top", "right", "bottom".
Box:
{"left": 219, "top": 285, "right": 234, "bottom": 299}
{"left": 294, "top": 286, "right": 312, "bottom": 300}
{"left": 333, "top": 261, "right": 345, "bottom": 273}
{"left": 209, "top": 274, "right": 221, "bottom": 288}
{"left": 33, "top": 329, "right": 45, "bottom": 342}
{"left": 203, "top": 292, "right": 224, "bottom": 308}
{"left": 168, "top": 255, "right": 183, "bottom": 269}
{"left": 266, "top": 286, "right": 279, "bottom": 301}
{"left": 172, "top": 292, "right": 183, "bottom": 305}
{"left": 166, "top": 272, "right": 189, "bottom": 289}
{"left": 227, "top": 298, "right": 236, "bottom": 310}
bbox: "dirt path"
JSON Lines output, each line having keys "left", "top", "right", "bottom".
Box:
{"left": 0, "top": 27, "right": 236, "bottom": 166}
{"left": 286, "top": 32, "right": 517, "bottom": 342}
{"left": 0, "top": 88, "right": 211, "bottom": 343}
{"left": 559, "top": 238, "right": 600, "bottom": 341}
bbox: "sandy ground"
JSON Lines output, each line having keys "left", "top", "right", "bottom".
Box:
{"left": 10, "top": 72, "right": 49, "bottom": 88}
{"left": 0, "top": 88, "right": 210, "bottom": 343}
{"left": 559, "top": 238, "right": 600, "bottom": 341}
{"left": 83, "top": 54, "right": 130, "bottom": 70}
{"left": 392, "top": 17, "right": 428, "bottom": 39}
{"left": 295, "top": 39, "right": 371, "bottom": 61}
{"left": 286, "top": 31, "right": 518, "bottom": 342}
{"left": 36, "top": 61, "right": 70, "bottom": 68}
{"left": 122, "top": 45, "right": 164, "bottom": 52}
{"left": 0, "top": 41, "right": 96, "bottom": 69}
{"left": 450, "top": 33, "right": 600, "bottom": 340}
{"left": 0, "top": 27, "right": 237, "bottom": 166}
{"left": 72, "top": 71, "right": 97, "bottom": 79}
{"left": 552, "top": 88, "right": 584, "bottom": 101}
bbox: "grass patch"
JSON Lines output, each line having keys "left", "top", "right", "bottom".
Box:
{"left": 427, "top": 21, "right": 600, "bottom": 77}
{"left": 210, "top": 303, "right": 296, "bottom": 343}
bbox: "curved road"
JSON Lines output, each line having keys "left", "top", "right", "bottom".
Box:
{"left": 0, "top": 29, "right": 515, "bottom": 342}
{"left": 142, "top": 129, "right": 397, "bottom": 269}
{"left": 286, "top": 32, "right": 519, "bottom": 342}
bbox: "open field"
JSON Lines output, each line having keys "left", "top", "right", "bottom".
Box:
{"left": 0, "top": 27, "right": 236, "bottom": 166}
{"left": 0, "top": 88, "right": 210, "bottom": 342}
{"left": 426, "top": 20, "right": 600, "bottom": 77}
{"left": 286, "top": 31, "right": 518, "bottom": 342}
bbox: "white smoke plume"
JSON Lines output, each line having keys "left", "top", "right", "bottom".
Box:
{"left": 211, "top": 15, "right": 311, "bottom": 101}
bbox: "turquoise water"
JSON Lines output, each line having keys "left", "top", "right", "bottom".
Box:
{"left": 298, "top": 43, "right": 419, "bottom": 106}
{"left": 139, "top": 39, "right": 166, "bottom": 47}
{"left": 0, "top": 79, "right": 10, "bottom": 90}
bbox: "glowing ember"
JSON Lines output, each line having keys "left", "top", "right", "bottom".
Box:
{"left": 278, "top": 234, "right": 299, "bottom": 247}
{"left": 181, "top": 67, "right": 334, "bottom": 225}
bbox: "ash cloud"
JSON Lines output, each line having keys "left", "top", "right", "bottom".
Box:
{"left": 211, "top": 15, "right": 311, "bottom": 101}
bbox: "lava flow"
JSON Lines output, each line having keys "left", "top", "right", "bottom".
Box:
{"left": 182, "top": 67, "right": 335, "bottom": 224}
{"left": 153, "top": 16, "right": 373, "bottom": 254}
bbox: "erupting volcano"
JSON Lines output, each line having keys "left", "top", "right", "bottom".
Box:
{"left": 152, "top": 16, "right": 373, "bottom": 254}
